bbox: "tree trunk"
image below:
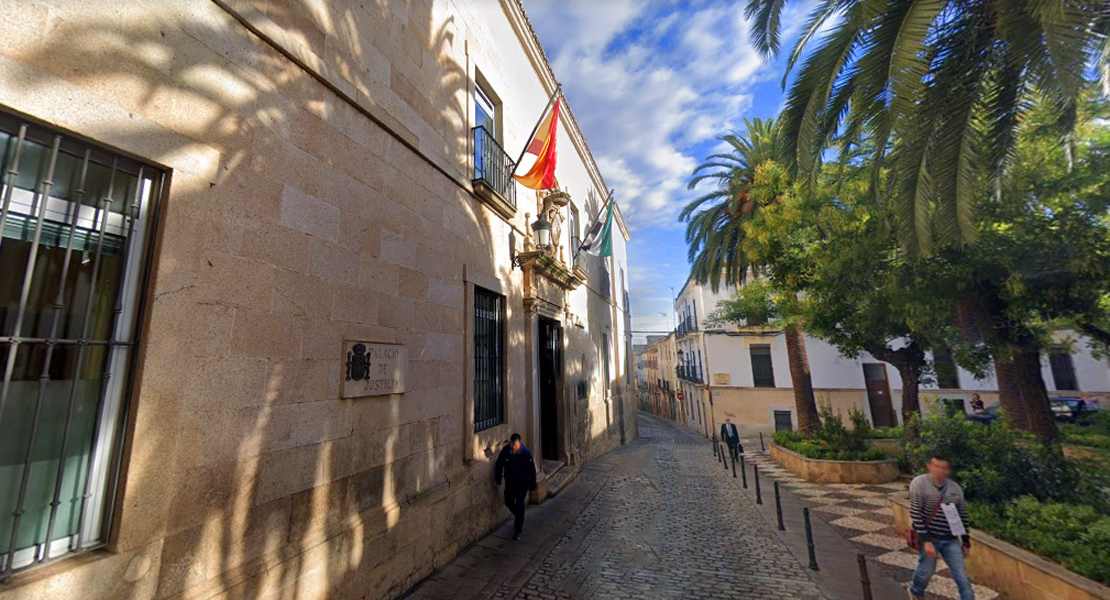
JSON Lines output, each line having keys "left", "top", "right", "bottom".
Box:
{"left": 993, "top": 353, "right": 1028, "bottom": 430}
{"left": 784, "top": 323, "right": 821, "bottom": 435}
{"left": 895, "top": 360, "right": 921, "bottom": 427}
{"left": 1013, "top": 345, "right": 1059, "bottom": 442}
{"left": 867, "top": 341, "right": 925, "bottom": 436}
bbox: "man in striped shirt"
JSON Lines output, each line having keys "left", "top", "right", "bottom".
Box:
{"left": 909, "top": 455, "right": 974, "bottom": 600}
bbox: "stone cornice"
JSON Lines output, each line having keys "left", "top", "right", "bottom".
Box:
{"left": 514, "top": 251, "right": 583, "bottom": 291}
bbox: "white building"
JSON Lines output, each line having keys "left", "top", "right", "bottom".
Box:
{"left": 672, "top": 278, "right": 1110, "bottom": 437}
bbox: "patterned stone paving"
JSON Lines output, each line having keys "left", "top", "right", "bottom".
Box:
{"left": 743, "top": 451, "right": 1004, "bottom": 600}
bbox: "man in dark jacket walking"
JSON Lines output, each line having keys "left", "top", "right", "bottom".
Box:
{"left": 494, "top": 433, "right": 537, "bottom": 540}
{"left": 720, "top": 416, "right": 743, "bottom": 461}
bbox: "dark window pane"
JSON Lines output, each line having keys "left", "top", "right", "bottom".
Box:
{"left": 774, "top": 410, "right": 793, "bottom": 431}
{"left": 863, "top": 364, "right": 887, "bottom": 382}
{"left": 933, "top": 347, "right": 960, "bottom": 389}
{"left": 1049, "top": 351, "right": 1078, "bottom": 391}
{"left": 750, "top": 344, "right": 775, "bottom": 388}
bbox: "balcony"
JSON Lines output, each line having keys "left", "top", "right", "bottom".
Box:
{"left": 675, "top": 316, "right": 698, "bottom": 338}
{"left": 571, "top": 235, "right": 588, "bottom": 275}
{"left": 472, "top": 126, "right": 516, "bottom": 218}
{"left": 676, "top": 365, "right": 704, "bottom": 384}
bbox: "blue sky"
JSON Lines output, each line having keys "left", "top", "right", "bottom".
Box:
{"left": 523, "top": 0, "right": 813, "bottom": 342}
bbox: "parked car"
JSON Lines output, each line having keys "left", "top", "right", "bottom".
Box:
{"left": 1052, "top": 397, "right": 1091, "bottom": 422}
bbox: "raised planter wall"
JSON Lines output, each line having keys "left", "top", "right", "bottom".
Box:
{"left": 890, "top": 495, "right": 1110, "bottom": 600}
{"left": 769, "top": 443, "right": 900, "bottom": 484}
{"left": 868, "top": 438, "right": 901, "bottom": 455}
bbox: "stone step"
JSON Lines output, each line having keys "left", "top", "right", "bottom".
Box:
{"left": 545, "top": 464, "right": 579, "bottom": 498}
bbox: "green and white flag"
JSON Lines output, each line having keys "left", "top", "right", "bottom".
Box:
{"left": 580, "top": 201, "right": 614, "bottom": 258}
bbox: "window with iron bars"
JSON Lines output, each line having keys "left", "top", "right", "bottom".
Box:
{"left": 0, "top": 110, "right": 164, "bottom": 577}
{"left": 474, "top": 287, "right": 505, "bottom": 432}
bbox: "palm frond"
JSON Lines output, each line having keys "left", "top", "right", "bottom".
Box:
{"left": 747, "top": 0, "right": 789, "bottom": 58}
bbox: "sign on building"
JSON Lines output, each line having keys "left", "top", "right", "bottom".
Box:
{"left": 342, "top": 341, "right": 407, "bottom": 398}
{"left": 712, "top": 373, "right": 731, "bottom": 386}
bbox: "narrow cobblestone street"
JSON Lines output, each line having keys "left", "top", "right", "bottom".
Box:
{"left": 404, "top": 414, "right": 830, "bottom": 600}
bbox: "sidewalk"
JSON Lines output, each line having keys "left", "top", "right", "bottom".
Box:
{"left": 682, "top": 428, "right": 910, "bottom": 600}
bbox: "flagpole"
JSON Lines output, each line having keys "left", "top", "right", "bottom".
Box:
{"left": 573, "top": 188, "right": 615, "bottom": 261}
{"left": 512, "top": 84, "right": 562, "bottom": 173}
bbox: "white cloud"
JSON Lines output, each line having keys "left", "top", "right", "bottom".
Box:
{"left": 524, "top": 0, "right": 770, "bottom": 232}
{"left": 523, "top": 0, "right": 805, "bottom": 340}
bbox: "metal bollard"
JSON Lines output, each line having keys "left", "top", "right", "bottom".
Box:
{"left": 731, "top": 451, "right": 738, "bottom": 478}
{"left": 759, "top": 431, "right": 765, "bottom": 452}
{"left": 857, "top": 553, "right": 873, "bottom": 600}
{"left": 803, "top": 508, "right": 819, "bottom": 570}
{"left": 740, "top": 455, "right": 748, "bottom": 488}
{"left": 754, "top": 465, "right": 762, "bottom": 504}
{"left": 773, "top": 481, "right": 785, "bottom": 530}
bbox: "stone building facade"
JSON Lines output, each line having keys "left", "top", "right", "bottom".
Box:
{"left": 0, "top": 1, "right": 635, "bottom": 599}
{"left": 637, "top": 335, "right": 678, "bottom": 422}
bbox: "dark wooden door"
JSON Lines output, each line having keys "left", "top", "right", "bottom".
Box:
{"left": 539, "top": 318, "right": 563, "bottom": 462}
{"left": 862, "top": 363, "right": 897, "bottom": 427}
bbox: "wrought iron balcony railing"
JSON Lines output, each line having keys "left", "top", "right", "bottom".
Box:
{"left": 472, "top": 126, "right": 516, "bottom": 211}
{"left": 676, "top": 365, "right": 704, "bottom": 384}
{"left": 571, "top": 235, "right": 588, "bottom": 272}
{"left": 675, "top": 316, "right": 698, "bottom": 337}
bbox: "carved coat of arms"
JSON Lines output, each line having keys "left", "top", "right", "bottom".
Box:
{"left": 346, "top": 343, "right": 372, "bottom": 381}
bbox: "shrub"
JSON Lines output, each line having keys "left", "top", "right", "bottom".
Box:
{"left": 905, "top": 412, "right": 1110, "bottom": 583}
{"left": 1061, "top": 411, "right": 1110, "bottom": 449}
{"left": 772, "top": 405, "right": 888, "bottom": 461}
{"left": 969, "top": 497, "right": 1110, "bottom": 585}
{"left": 904, "top": 412, "right": 1107, "bottom": 509}
{"left": 1065, "top": 433, "right": 1110, "bottom": 449}
{"left": 868, "top": 425, "right": 904, "bottom": 439}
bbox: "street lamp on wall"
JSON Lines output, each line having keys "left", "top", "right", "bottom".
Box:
{"left": 531, "top": 213, "right": 552, "bottom": 250}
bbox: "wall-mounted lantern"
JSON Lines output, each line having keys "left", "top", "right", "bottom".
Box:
{"left": 531, "top": 213, "right": 552, "bottom": 250}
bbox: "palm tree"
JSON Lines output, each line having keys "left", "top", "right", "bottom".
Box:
{"left": 680, "top": 117, "right": 776, "bottom": 290}
{"left": 745, "top": 0, "right": 1110, "bottom": 255}
{"left": 680, "top": 118, "right": 822, "bottom": 434}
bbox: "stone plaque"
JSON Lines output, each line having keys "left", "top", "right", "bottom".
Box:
{"left": 342, "top": 341, "right": 407, "bottom": 398}
{"left": 712, "top": 373, "right": 731, "bottom": 386}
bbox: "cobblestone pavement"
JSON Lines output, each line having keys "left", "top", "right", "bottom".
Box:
{"left": 744, "top": 451, "right": 1003, "bottom": 600}
{"left": 404, "top": 414, "right": 829, "bottom": 600}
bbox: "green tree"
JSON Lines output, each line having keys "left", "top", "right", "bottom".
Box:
{"left": 943, "top": 100, "right": 1110, "bottom": 441}
{"left": 744, "top": 0, "right": 1110, "bottom": 254}
{"left": 681, "top": 119, "right": 822, "bottom": 434}
{"left": 719, "top": 161, "right": 969, "bottom": 428}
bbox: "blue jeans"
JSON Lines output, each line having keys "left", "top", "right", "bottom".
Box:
{"left": 911, "top": 538, "right": 974, "bottom": 600}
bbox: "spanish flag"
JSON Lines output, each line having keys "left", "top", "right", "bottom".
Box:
{"left": 513, "top": 98, "right": 560, "bottom": 190}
